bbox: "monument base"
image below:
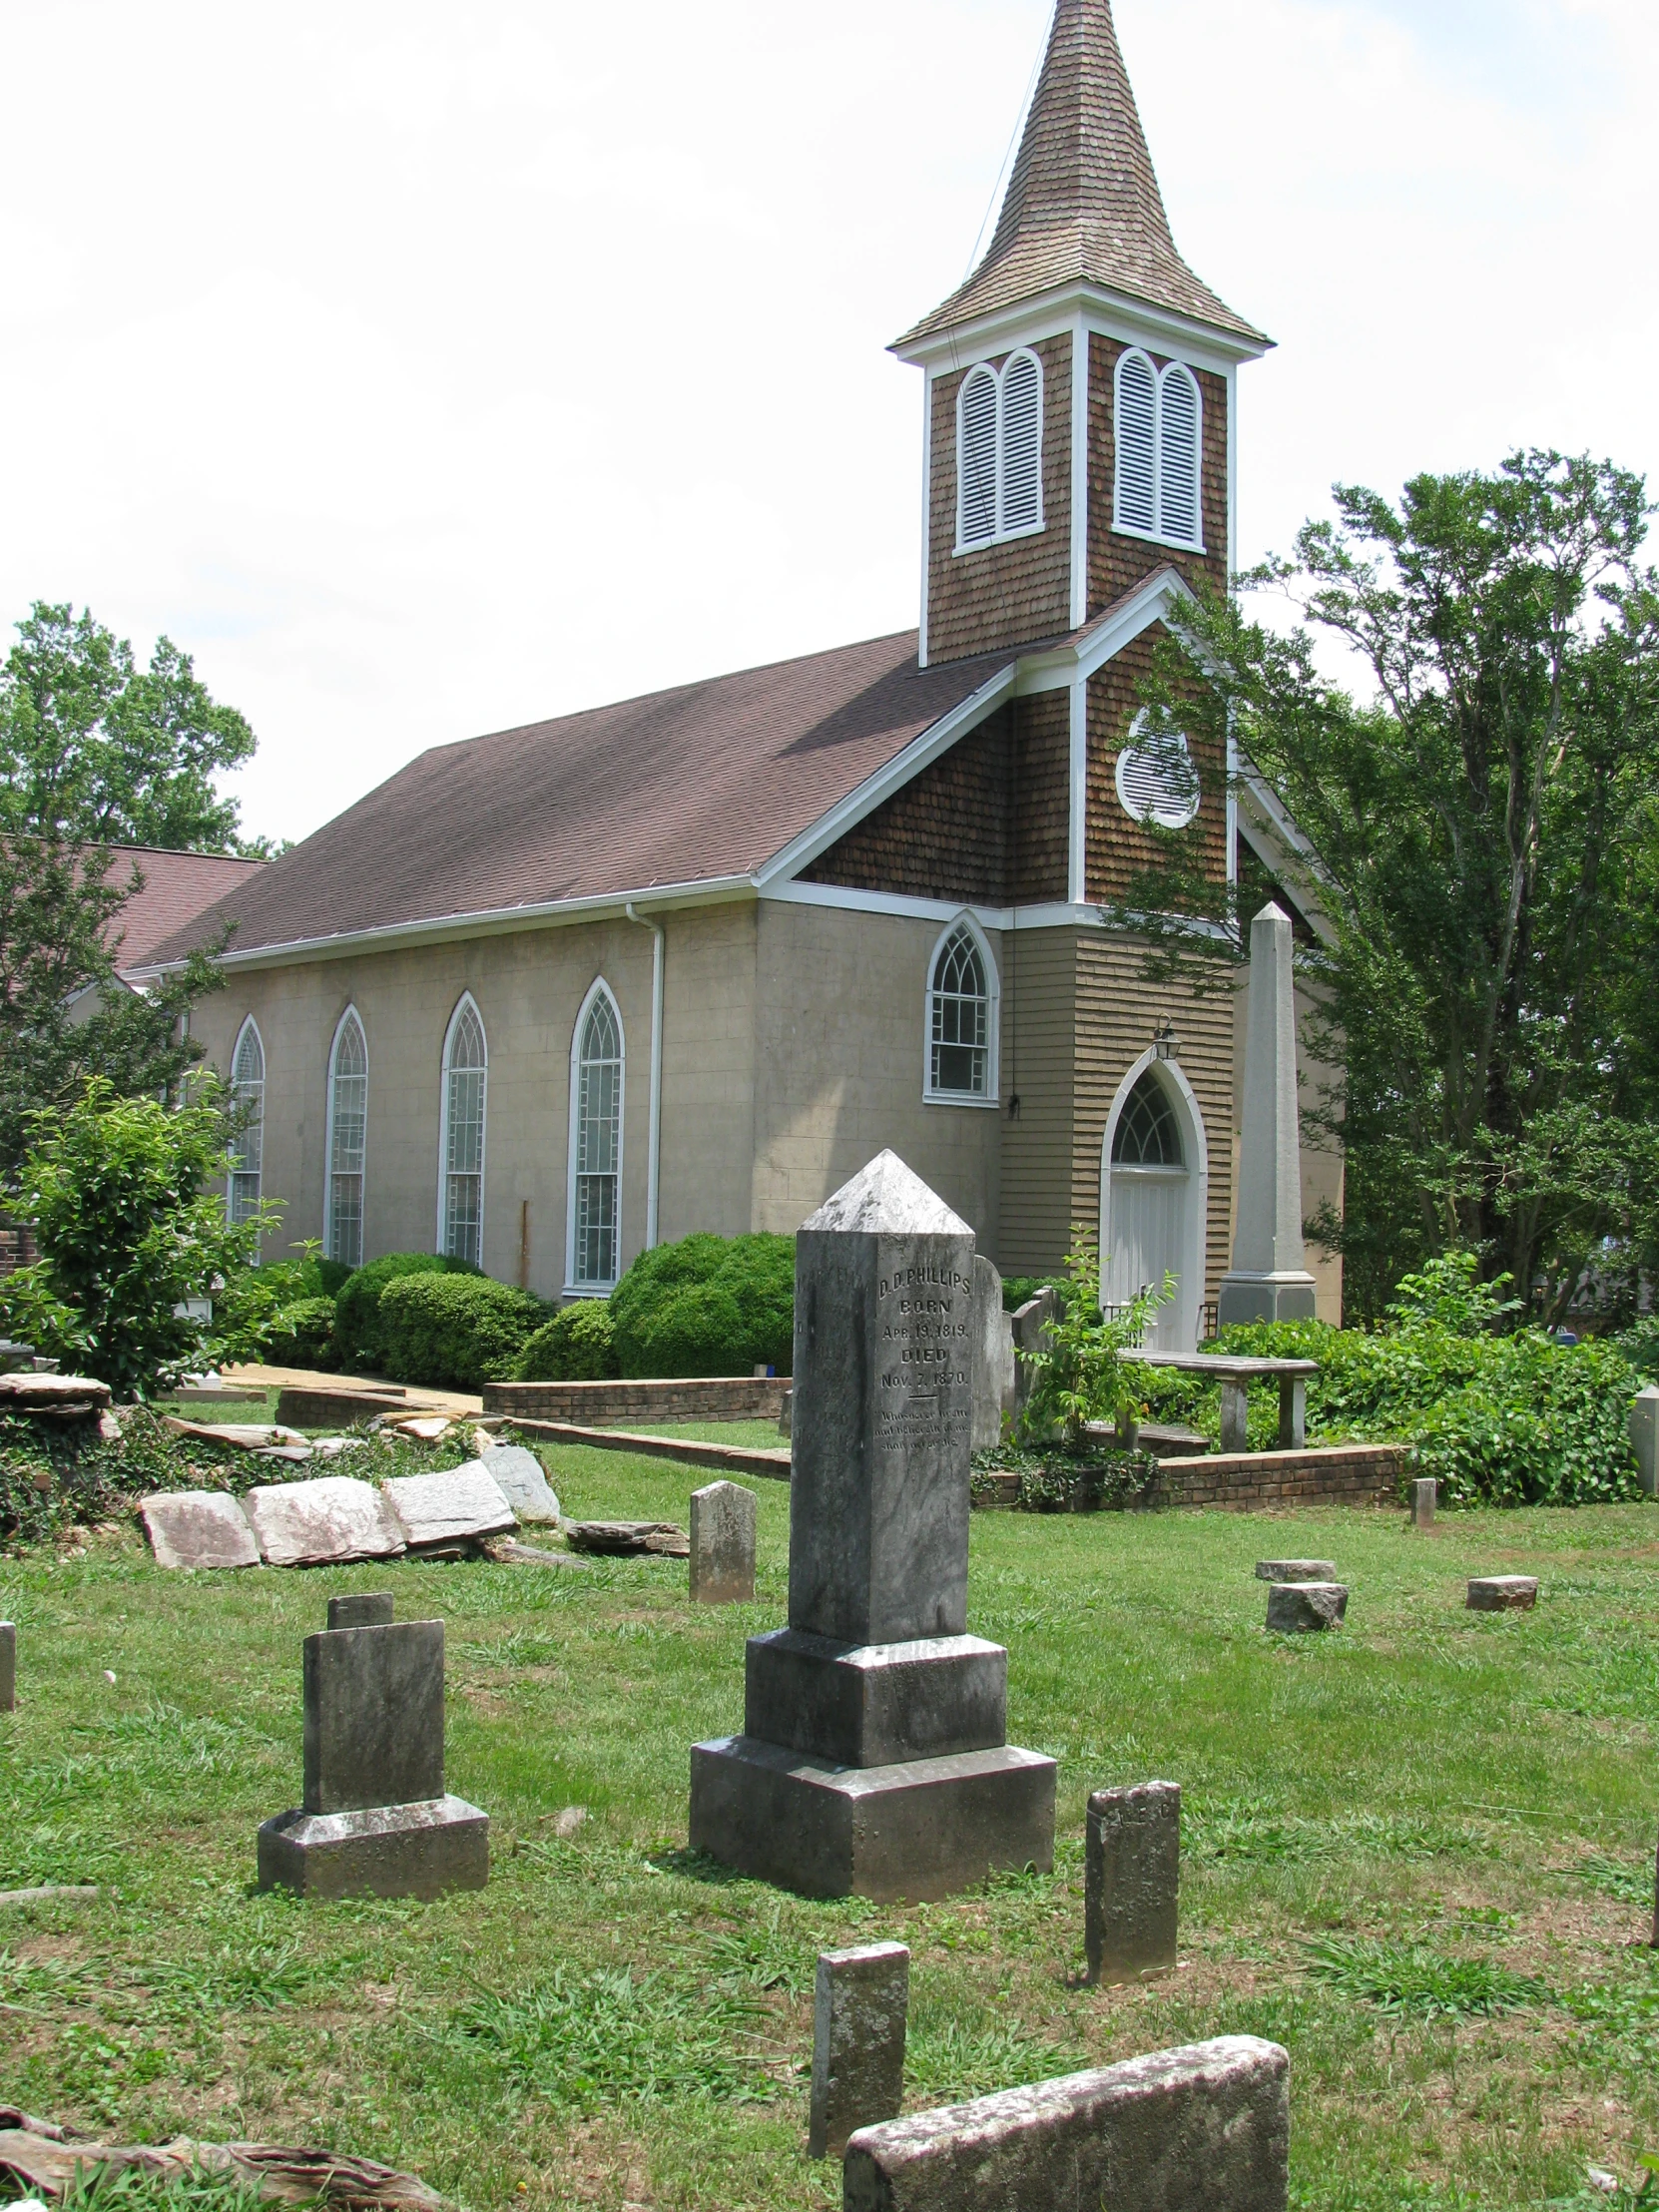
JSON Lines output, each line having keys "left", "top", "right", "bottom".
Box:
{"left": 744, "top": 1629, "right": 1007, "bottom": 1766}
{"left": 257, "top": 1794, "right": 489, "bottom": 1900}
{"left": 1216, "top": 1271, "right": 1319, "bottom": 1328}
{"left": 689, "top": 1735, "right": 1055, "bottom": 1902}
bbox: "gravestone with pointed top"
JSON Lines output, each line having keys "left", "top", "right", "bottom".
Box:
{"left": 1218, "top": 904, "right": 1319, "bottom": 1327}
{"left": 689, "top": 1151, "right": 1055, "bottom": 1901}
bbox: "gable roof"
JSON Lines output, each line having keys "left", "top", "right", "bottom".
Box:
{"left": 102, "top": 845, "right": 267, "bottom": 973}
{"left": 143, "top": 633, "right": 1013, "bottom": 966}
{"left": 898, "top": 0, "right": 1266, "bottom": 349}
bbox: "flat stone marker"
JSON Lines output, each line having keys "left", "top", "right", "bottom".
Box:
{"left": 382, "top": 1463, "right": 516, "bottom": 1550}
{"left": 567, "top": 1520, "right": 689, "bottom": 1556}
{"left": 1266, "top": 1582, "right": 1347, "bottom": 1632}
{"left": 690, "top": 1480, "right": 758, "bottom": 1604}
{"left": 0, "top": 1621, "right": 14, "bottom": 1713}
{"left": 1412, "top": 1477, "right": 1436, "bottom": 1528}
{"left": 1631, "top": 1385, "right": 1659, "bottom": 1497}
{"left": 480, "top": 1443, "right": 560, "bottom": 1524}
{"left": 841, "top": 2034, "right": 1290, "bottom": 2212}
{"left": 1254, "top": 1559, "right": 1336, "bottom": 1584}
{"left": 1467, "top": 1575, "right": 1537, "bottom": 1612}
{"left": 1086, "top": 1781, "right": 1179, "bottom": 1985}
{"left": 244, "top": 1476, "right": 405, "bottom": 1567}
{"left": 140, "top": 1490, "right": 261, "bottom": 1571}
{"left": 328, "top": 1592, "right": 394, "bottom": 1630}
{"left": 691, "top": 1150, "right": 1055, "bottom": 1901}
{"left": 811, "top": 1940, "right": 908, "bottom": 2159}
{"left": 258, "top": 1616, "right": 487, "bottom": 1900}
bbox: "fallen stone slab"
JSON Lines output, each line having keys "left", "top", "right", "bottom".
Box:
{"left": 478, "top": 1442, "right": 560, "bottom": 1523}
{"left": 1265, "top": 1582, "right": 1348, "bottom": 1633}
{"left": 310, "top": 1436, "right": 366, "bottom": 1458}
{"left": 164, "top": 1418, "right": 309, "bottom": 1451}
{"left": 1467, "top": 1575, "right": 1538, "bottom": 1612}
{"left": 0, "top": 1884, "right": 99, "bottom": 1908}
{"left": 243, "top": 1477, "right": 405, "bottom": 1567}
{"left": 0, "top": 2121, "right": 446, "bottom": 2209}
{"left": 380, "top": 1415, "right": 456, "bottom": 1442}
{"left": 489, "top": 1539, "right": 591, "bottom": 1571}
{"left": 382, "top": 1464, "right": 516, "bottom": 1551}
{"left": 841, "top": 2034, "right": 1290, "bottom": 2212}
{"left": 565, "top": 1519, "right": 690, "bottom": 1557}
{"left": 1254, "top": 1559, "right": 1337, "bottom": 1583}
{"left": 140, "top": 1490, "right": 261, "bottom": 1571}
{"left": 0, "top": 1374, "right": 111, "bottom": 1413}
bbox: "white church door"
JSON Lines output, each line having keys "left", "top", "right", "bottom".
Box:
{"left": 1102, "top": 1062, "right": 1208, "bottom": 1354}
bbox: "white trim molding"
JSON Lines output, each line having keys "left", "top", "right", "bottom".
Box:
{"left": 565, "top": 975, "right": 626, "bottom": 1297}
{"left": 1099, "top": 1047, "right": 1211, "bottom": 1355}
{"left": 1069, "top": 315, "right": 1090, "bottom": 629}
{"left": 922, "top": 911, "right": 1002, "bottom": 1108}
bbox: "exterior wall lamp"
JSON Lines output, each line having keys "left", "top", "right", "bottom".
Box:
{"left": 1154, "top": 1019, "right": 1180, "bottom": 1062}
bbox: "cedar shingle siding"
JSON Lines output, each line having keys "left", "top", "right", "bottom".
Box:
{"left": 927, "top": 335, "right": 1072, "bottom": 665}
{"left": 1087, "top": 334, "right": 1227, "bottom": 613}
{"left": 1085, "top": 625, "right": 1227, "bottom": 903}
{"left": 803, "top": 696, "right": 1070, "bottom": 906}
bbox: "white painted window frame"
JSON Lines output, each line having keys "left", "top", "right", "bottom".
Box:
{"left": 922, "top": 912, "right": 1001, "bottom": 1108}
{"left": 565, "top": 975, "right": 626, "bottom": 1296}
{"left": 229, "top": 1014, "right": 265, "bottom": 1237}
{"left": 435, "top": 991, "right": 488, "bottom": 1266}
{"left": 953, "top": 347, "right": 1046, "bottom": 556}
{"left": 324, "top": 1003, "right": 368, "bottom": 1270}
{"left": 1112, "top": 345, "right": 1206, "bottom": 554}
{"left": 1099, "top": 1049, "right": 1210, "bottom": 1355}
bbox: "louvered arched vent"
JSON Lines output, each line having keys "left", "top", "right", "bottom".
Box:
{"left": 999, "top": 349, "right": 1043, "bottom": 535}
{"left": 1158, "top": 365, "right": 1201, "bottom": 547}
{"left": 1116, "top": 711, "right": 1201, "bottom": 830}
{"left": 954, "top": 350, "right": 1044, "bottom": 553}
{"left": 957, "top": 365, "right": 999, "bottom": 550}
{"left": 1113, "top": 349, "right": 1157, "bottom": 536}
{"left": 1113, "top": 347, "right": 1204, "bottom": 551}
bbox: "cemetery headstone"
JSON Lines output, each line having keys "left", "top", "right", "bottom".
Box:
{"left": 1630, "top": 1386, "right": 1659, "bottom": 1497}
{"left": 328, "top": 1593, "right": 395, "bottom": 1630}
{"left": 1010, "top": 1287, "right": 1056, "bottom": 1414}
{"left": 381, "top": 1463, "right": 516, "bottom": 1551}
{"left": 1254, "top": 1559, "right": 1336, "bottom": 1584}
{"left": 690, "top": 1480, "right": 757, "bottom": 1604}
{"left": 809, "top": 1940, "right": 909, "bottom": 2159}
{"left": 779, "top": 1386, "right": 794, "bottom": 1438}
{"left": 479, "top": 1443, "right": 560, "bottom": 1524}
{"left": 841, "top": 2034, "right": 1290, "bottom": 2212}
{"left": 0, "top": 1620, "right": 14, "bottom": 1713}
{"left": 970, "top": 1255, "right": 1015, "bottom": 1452}
{"left": 243, "top": 1476, "right": 405, "bottom": 1567}
{"left": 1466, "top": 1576, "right": 1537, "bottom": 1612}
{"left": 257, "top": 1613, "right": 488, "bottom": 1899}
{"left": 1217, "top": 904, "right": 1318, "bottom": 1327}
{"left": 140, "top": 1490, "right": 261, "bottom": 1571}
{"left": 1086, "top": 1781, "right": 1179, "bottom": 1985}
{"left": 1265, "top": 1582, "right": 1347, "bottom": 1633}
{"left": 689, "top": 1150, "right": 1056, "bottom": 1900}
{"left": 1412, "top": 1477, "right": 1436, "bottom": 1529}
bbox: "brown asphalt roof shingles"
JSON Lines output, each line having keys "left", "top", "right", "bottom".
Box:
{"left": 898, "top": 0, "right": 1266, "bottom": 349}
{"left": 145, "top": 630, "right": 1014, "bottom": 965}
{"left": 99, "top": 845, "right": 267, "bottom": 972}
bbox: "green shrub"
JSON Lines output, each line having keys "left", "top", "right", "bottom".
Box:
{"left": 313, "top": 1256, "right": 355, "bottom": 1302}
{"left": 375, "top": 1272, "right": 548, "bottom": 1389}
{"left": 609, "top": 1232, "right": 794, "bottom": 1378}
{"left": 1615, "top": 1315, "right": 1659, "bottom": 1382}
{"left": 262, "top": 1295, "right": 338, "bottom": 1372}
{"left": 514, "top": 1301, "right": 621, "bottom": 1382}
{"left": 1001, "top": 1275, "right": 1069, "bottom": 1316}
{"left": 332, "top": 1251, "right": 481, "bottom": 1373}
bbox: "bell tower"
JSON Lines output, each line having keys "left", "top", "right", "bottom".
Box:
{"left": 892, "top": 0, "right": 1271, "bottom": 668}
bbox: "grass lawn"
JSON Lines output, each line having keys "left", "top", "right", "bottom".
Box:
{"left": 4, "top": 1447, "right": 1658, "bottom": 2212}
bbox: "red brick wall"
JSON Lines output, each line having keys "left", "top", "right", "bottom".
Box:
{"left": 973, "top": 1442, "right": 1405, "bottom": 1512}
{"left": 484, "top": 1376, "right": 787, "bottom": 1422}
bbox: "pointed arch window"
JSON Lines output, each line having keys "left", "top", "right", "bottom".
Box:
{"left": 1112, "top": 1071, "right": 1185, "bottom": 1168}
{"left": 1113, "top": 347, "right": 1205, "bottom": 551}
{"left": 325, "top": 1008, "right": 368, "bottom": 1269}
{"left": 955, "top": 348, "right": 1045, "bottom": 553}
{"left": 438, "top": 995, "right": 487, "bottom": 1267}
{"left": 924, "top": 918, "right": 999, "bottom": 1105}
{"left": 568, "top": 982, "right": 624, "bottom": 1291}
{"left": 229, "top": 1018, "right": 265, "bottom": 1228}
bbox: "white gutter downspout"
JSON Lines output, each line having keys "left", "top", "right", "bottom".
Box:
{"left": 625, "top": 903, "right": 664, "bottom": 1248}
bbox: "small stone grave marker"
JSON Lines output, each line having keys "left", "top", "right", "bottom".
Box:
{"left": 1266, "top": 1582, "right": 1347, "bottom": 1633}
{"left": 328, "top": 1592, "right": 395, "bottom": 1630}
{"left": 1412, "top": 1477, "right": 1436, "bottom": 1528}
{"left": 1, "top": 1620, "right": 14, "bottom": 1713}
{"left": 690, "top": 1480, "right": 758, "bottom": 1604}
{"left": 1254, "top": 1560, "right": 1336, "bottom": 1584}
{"left": 140, "top": 1491, "right": 261, "bottom": 1572}
{"left": 1466, "top": 1575, "right": 1537, "bottom": 1612}
{"left": 243, "top": 1476, "right": 405, "bottom": 1568}
{"left": 841, "top": 2034, "right": 1290, "bottom": 2212}
{"left": 1086, "top": 1781, "right": 1179, "bottom": 1986}
{"left": 810, "top": 1939, "right": 908, "bottom": 2159}
{"left": 382, "top": 1463, "right": 516, "bottom": 1551}
{"left": 1630, "top": 1386, "right": 1659, "bottom": 1497}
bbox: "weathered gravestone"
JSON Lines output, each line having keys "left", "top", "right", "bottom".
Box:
{"left": 257, "top": 1613, "right": 488, "bottom": 1899}
{"left": 1254, "top": 1559, "right": 1336, "bottom": 1584}
{"left": 0, "top": 1620, "right": 14, "bottom": 1713}
{"left": 328, "top": 1592, "right": 394, "bottom": 1630}
{"left": 689, "top": 1151, "right": 1055, "bottom": 1900}
{"left": 479, "top": 1443, "right": 560, "bottom": 1524}
{"left": 140, "top": 1490, "right": 261, "bottom": 1571}
{"left": 690, "top": 1480, "right": 757, "bottom": 1604}
{"left": 1466, "top": 1575, "right": 1537, "bottom": 1612}
{"left": 1010, "top": 1287, "right": 1056, "bottom": 1415}
{"left": 810, "top": 1940, "right": 909, "bottom": 2159}
{"left": 1266, "top": 1582, "right": 1347, "bottom": 1632}
{"left": 1086, "top": 1781, "right": 1179, "bottom": 1986}
{"left": 1412, "top": 1477, "right": 1436, "bottom": 1529}
{"left": 841, "top": 2034, "right": 1290, "bottom": 2212}
{"left": 382, "top": 1463, "right": 516, "bottom": 1552}
{"left": 970, "top": 1255, "right": 1015, "bottom": 1452}
{"left": 1630, "top": 1386, "right": 1659, "bottom": 1498}
{"left": 243, "top": 1476, "right": 405, "bottom": 1567}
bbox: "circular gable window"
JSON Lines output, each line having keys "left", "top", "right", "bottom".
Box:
{"left": 1115, "top": 710, "right": 1200, "bottom": 830}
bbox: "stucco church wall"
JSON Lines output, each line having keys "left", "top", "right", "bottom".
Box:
{"left": 655, "top": 901, "right": 759, "bottom": 1245}
{"left": 750, "top": 899, "right": 1002, "bottom": 1255}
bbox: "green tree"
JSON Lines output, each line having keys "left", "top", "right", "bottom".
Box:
{"left": 1103, "top": 450, "right": 1659, "bottom": 1323}
{"left": 0, "top": 601, "right": 268, "bottom": 854}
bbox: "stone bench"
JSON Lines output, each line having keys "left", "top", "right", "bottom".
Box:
{"left": 1130, "top": 1352, "right": 1319, "bottom": 1454}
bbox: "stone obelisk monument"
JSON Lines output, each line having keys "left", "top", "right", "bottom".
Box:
{"left": 689, "top": 1151, "right": 1055, "bottom": 1901}
{"left": 1217, "top": 902, "right": 1319, "bottom": 1327}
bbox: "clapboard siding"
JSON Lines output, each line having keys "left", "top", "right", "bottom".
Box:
{"left": 996, "top": 926, "right": 1077, "bottom": 1274}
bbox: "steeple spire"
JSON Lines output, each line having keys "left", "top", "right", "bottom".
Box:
{"left": 898, "top": 0, "right": 1264, "bottom": 348}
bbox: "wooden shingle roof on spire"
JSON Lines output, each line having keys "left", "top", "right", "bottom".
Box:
{"left": 898, "top": 0, "right": 1266, "bottom": 349}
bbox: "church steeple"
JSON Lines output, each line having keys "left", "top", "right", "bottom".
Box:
{"left": 898, "top": 0, "right": 1264, "bottom": 349}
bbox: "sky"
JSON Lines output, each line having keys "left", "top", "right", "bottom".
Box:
{"left": 0, "top": 0, "right": 1655, "bottom": 849}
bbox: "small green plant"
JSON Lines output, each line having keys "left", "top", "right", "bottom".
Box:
{"left": 1016, "top": 1232, "right": 1173, "bottom": 1447}
{"left": 903, "top": 2015, "right": 1084, "bottom": 2102}
{"left": 1303, "top": 1936, "right": 1549, "bottom": 2018}
{"left": 514, "top": 1300, "right": 621, "bottom": 1382}
{"left": 56, "top": 2163, "right": 272, "bottom": 2212}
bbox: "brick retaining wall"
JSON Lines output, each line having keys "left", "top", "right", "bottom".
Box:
{"left": 974, "top": 1441, "right": 1405, "bottom": 1512}
{"left": 483, "top": 1376, "right": 787, "bottom": 1424}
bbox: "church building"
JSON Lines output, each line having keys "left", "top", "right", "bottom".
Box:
{"left": 141, "top": 0, "right": 1341, "bottom": 1345}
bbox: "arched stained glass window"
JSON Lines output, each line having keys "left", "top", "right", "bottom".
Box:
{"left": 928, "top": 923, "right": 992, "bottom": 1099}
{"left": 570, "top": 985, "right": 623, "bottom": 1290}
{"left": 326, "top": 1008, "right": 367, "bottom": 1269}
{"left": 1112, "top": 1071, "right": 1184, "bottom": 1168}
{"left": 229, "top": 1018, "right": 265, "bottom": 1228}
{"left": 439, "top": 996, "right": 487, "bottom": 1267}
